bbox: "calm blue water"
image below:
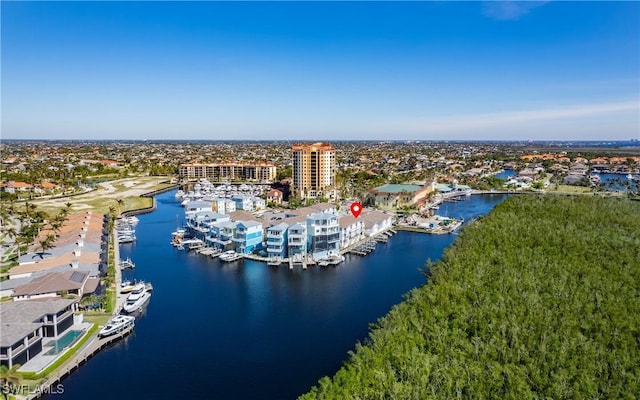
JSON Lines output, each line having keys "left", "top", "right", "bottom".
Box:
{"left": 595, "top": 173, "right": 639, "bottom": 192}
{"left": 494, "top": 169, "right": 516, "bottom": 179}
{"left": 53, "top": 191, "right": 508, "bottom": 400}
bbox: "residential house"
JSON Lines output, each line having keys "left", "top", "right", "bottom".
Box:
{"left": 267, "top": 189, "right": 284, "bottom": 205}
{"left": 287, "top": 223, "right": 307, "bottom": 257}
{"left": 0, "top": 299, "right": 77, "bottom": 368}
{"left": 338, "top": 215, "right": 364, "bottom": 249}
{"left": 266, "top": 223, "right": 288, "bottom": 259}
{"left": 232, "top": 195, "right": 253, "bottom": 211}
{"left": 233, "top": 221, "right": 263, "bottom": 254}
{"left": 306, "top": 212, "right": 340, "bottom": 260}
{"left": 361, "top": 210, "right": 395, "bottom": 237}
{"left": 11, "top": 270, "right": 99, "bottom": 302}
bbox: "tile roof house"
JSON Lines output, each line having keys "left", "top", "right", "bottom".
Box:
{"left": 12, "top": 270, "right": 99, "bottom": 301}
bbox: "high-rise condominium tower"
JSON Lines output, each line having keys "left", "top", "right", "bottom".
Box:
{"left": 292, "top": 142, "right": 337, "bottom": 200}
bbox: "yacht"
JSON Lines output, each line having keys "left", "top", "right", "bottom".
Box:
{"left": 317, "top": 254, "right": 345, "bottom": 266}
{"left": 123, "top": 216, "right": 139, "bottom": 225}
{"left": 120, "top": 281, "right": 137, "bottom": 294}
{"left": 99, "top": 315, "right": 135, "bottom": 338}
{"left": 123, "top": 283, "right": 151, "bottom": 313}
{"left": 627, "top": 173, "right": 638, "bottom": 181}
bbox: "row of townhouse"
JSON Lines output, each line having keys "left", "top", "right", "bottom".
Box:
{"left": 185, "top": 202, "right": 395, "bottom": 260}
{"left": 0, "top": 212, "right": 108, "bottom": 369}
{"left": 266, "top": 209, "right": 394, "bottom": 260}
{"left": 186, "top": 211, "right": 264, "bottom": 254}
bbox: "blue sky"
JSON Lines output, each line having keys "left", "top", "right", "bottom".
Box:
{"left": 2, "top": 1, "right": 639, "bottom": 141}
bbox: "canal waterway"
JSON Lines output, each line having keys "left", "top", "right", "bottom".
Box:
{"left": 53, "top": 191, "right": 509, "bottom": 400}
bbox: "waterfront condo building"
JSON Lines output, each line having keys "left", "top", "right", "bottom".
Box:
{"left": 292, "top": 142, "right": 338, "bottom": 200}
{"left": 306, "top": 212, "right": 340, "bottom": 260}
{"left": 178, "top": 163, "right": 277, "bottom": 183}
{"left": 266, "top": 223, "right": 289, "bottom": 259}
{"left": 287, "top": 223, "right": 308, "bottom": 257}
{"left": 233, "top": 221, "right": 264, "bottom": 254}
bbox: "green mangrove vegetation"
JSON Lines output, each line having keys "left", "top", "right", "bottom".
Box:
{"left": 301, "top": 195, "right": 640, "bottom": 399}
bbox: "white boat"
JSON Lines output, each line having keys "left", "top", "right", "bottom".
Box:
{"left": 317, "top": 254, "right": 345, "bottom": 266}
{"left": 120, "top": 281, "right": 137, "bottom": 294}
{"left": 99, "top": 315, "right": 135, "bottom": 338}
{"left": 118, "top": 234, "right": 136, "bottom": 244}
{"left": 175, "top": 190, "right": 185, "bottom": 198}
{"left": 128, "top": 216, "right": 139, "bottom": 225}
{"left": 219, "top": 250, "right": 235, "bottom": 261}
{"left": 123, "top": 284, "right": 151, "bottom": 313}
{"left": 119, "top": 258, "right": 135, "bottom": 270}
{"left": 627, "top": 174, "right": 638, "bottom": 181}
{"left": 219, "top": 250, "right": 243, "bottom": 262}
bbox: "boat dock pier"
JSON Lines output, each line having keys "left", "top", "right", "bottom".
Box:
{"left": 27, "top": 325, "right": 134, "bottom": 400}
{"left": 348, "top": 239, "right": 378, "bottom": 256}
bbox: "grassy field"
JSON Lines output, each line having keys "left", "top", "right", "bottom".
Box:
{"left": 23, "top": 176, "right": 174, "bottom": 217}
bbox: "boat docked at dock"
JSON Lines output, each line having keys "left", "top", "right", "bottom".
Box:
{"left": 219, "top": 250, "right": 243, "bottom": 262}
{"left": 118, "top": 233, "right": 136, "bottom": 243}
{"left": 122, "top": 283, "right": 152, "bottom": 314}
{"left": 120, "top": 281, "right": 136, "bottom": 294}
{"left": 317, "top": 254, "right": 345, "bottom": 266}
{"left": 119, "top": 258, "right": 135, "bottom": 270}
{"left": 98, "top": 315, "right": 135, "bottom": 338}
{"left": 123, "top": 216, "right": 139, "bottom": 225}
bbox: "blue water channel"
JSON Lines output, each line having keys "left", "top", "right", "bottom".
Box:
{"left": 53, "top": 191, "right": 509, "bottom": 400}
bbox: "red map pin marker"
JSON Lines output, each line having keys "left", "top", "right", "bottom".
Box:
{"left": 350, "top": 202, "right": 362, "bottom": 218}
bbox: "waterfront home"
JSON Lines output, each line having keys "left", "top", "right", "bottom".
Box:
{"left": 184, "top": 200, "right": 213, "bottom": 215}
{"left": 266, "top": 223, "right": 289, "bottom": 259}
{"left": 307, "top": 213, "right": 340, "bottom": 260}
{"left": 0, "top": 298, "right": 77, "bottom": 369}
{"left": 287, "top": 223, "right": 308, "bottom": 257}
{"left": 11, "top": 270, "right": 100, "bottom": 302}
{"left": 207, "top": 221, "right": 237, "bottom": 250}
{"left": 338, "top": 215, "right": 364, "bottom": 249}
{"left": 361, "top": 210, "right": 395, "bottom": 237}
{"left": 233, "top": 221, "right": 264, "bottom": 254}
{"left": 186, "top": 211, "right": 230, "bottom": 240}
{"left": 232, "top": 194, "right": 254, "bottom": 211}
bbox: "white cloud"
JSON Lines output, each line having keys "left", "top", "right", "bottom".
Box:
{"left": 482, "top": 1, "right": 548, "bottom": 21}
{"left": 378, "top": 100, "right": 640, "bottom": 137}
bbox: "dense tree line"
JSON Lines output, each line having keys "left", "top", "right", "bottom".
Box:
{"left": 301, "top": 195, "right": 640, "bottom": 399}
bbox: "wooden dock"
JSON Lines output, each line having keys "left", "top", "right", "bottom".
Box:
{"left": 28, "top": 325, "right": 134, "bottom": 400}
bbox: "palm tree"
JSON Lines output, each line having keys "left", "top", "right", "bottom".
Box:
{"left": 116, "top": 198, "right": 125, "bottom": 214}
{"left": 0, "top": 364, "right": 22, "bottom": 399}
{"left": 108, "top": 205, "right": 117, "bottom": 231}
{"left": 36, "top": 234, "right": 55, "bottom": 259}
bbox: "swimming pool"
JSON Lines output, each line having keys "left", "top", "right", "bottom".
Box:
{"left": 44, "top": 330, "right": 84, "bottom": 355}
